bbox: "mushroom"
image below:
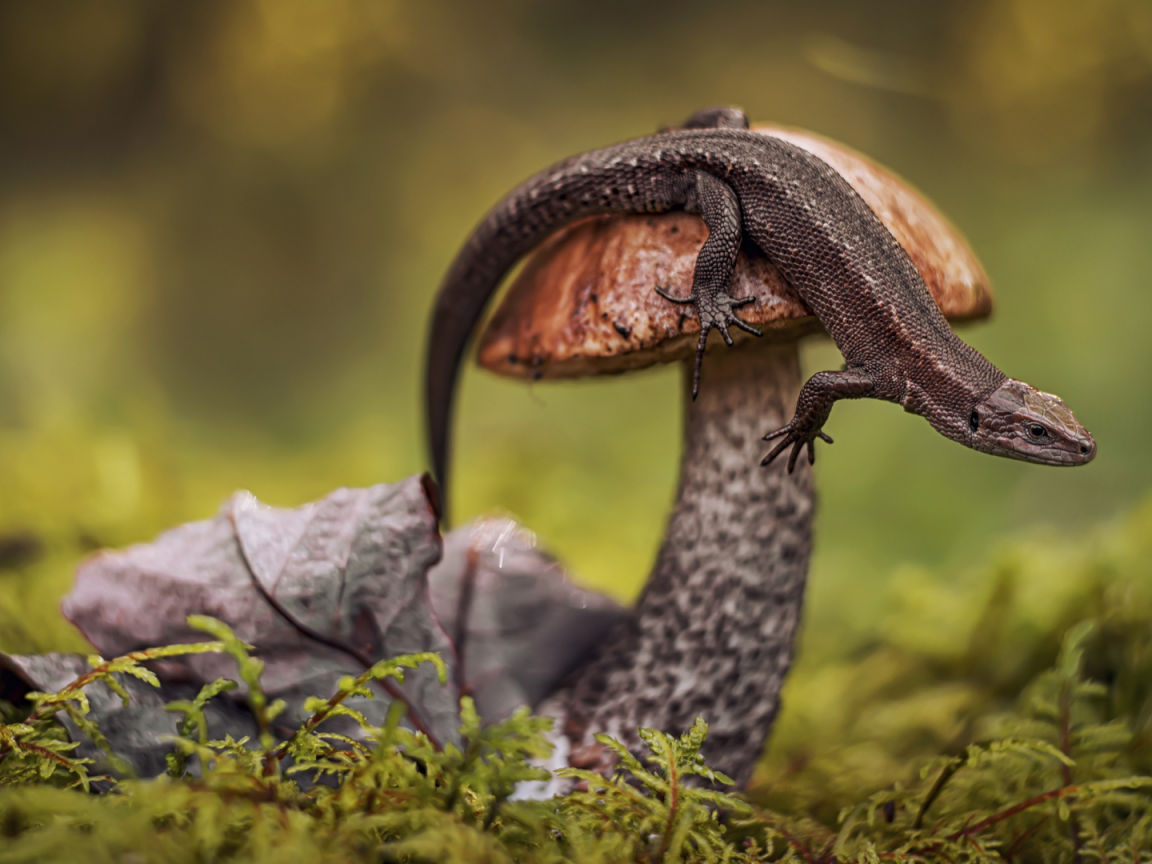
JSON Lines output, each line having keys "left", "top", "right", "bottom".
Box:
{"left": 475, "top": 126, "right": 993, "bottom": 787}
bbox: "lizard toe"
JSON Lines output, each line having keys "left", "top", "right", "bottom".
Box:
{"left": 761, "top": 432, "right": 795, "bottom": 466}
{"left": 786, "top": 440, "right": 804, "bottom": 473}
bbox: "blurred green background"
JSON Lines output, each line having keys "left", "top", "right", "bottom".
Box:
{"left": 0, "top": 0, "right": 1150, "bottom": 706}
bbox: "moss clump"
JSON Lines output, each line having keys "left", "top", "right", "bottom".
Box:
{"left": 0, "top": 607, "right": 1148, "bottom": 862}
{"left": 0, "top": 615, "right": 751, "bottom": 862}
{"left": 4, "top": 499, "right": 1152, "bottom": 862}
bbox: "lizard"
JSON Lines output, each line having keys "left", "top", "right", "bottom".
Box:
{"left": 425, "top": 106, "right": 1095, "bottom": 505}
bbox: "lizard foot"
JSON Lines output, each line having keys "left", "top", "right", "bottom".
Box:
{"left": 761, "top": 369, "right": 873, "bottom": 471}
{"left": 653, "top": 286, "right": 762, "bottom": 398}
{"left": 761, "top": 422, "right": 834, "bottom": 473}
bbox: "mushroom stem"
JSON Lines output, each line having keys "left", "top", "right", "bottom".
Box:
{"left": 541, "top": 340, "right": 814, "bottom": 786}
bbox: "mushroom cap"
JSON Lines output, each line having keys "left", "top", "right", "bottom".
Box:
{"left": 477, "top": 126, "right": 993, "bottom": 381}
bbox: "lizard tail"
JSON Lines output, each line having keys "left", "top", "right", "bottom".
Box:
{"left": 423, "top": 136, "right": 693, "bottom": 518}
{"left": 425, "top": 276, "right": 486, "bottom": 517}
{"left": 424, "top": 179, "right": 605, "bottom": 519}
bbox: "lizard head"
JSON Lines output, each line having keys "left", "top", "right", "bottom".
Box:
{"left": 968, "top": 378, "right": 1095, "bottom": 466}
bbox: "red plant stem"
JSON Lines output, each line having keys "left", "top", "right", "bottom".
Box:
{"left": 904, "top": 785, "right": 1078, "bottom": 860}
{"left": 26, "top": 649, "right": 177, "bottom": 723}
{"left": 1059, "top": 680, "right": 1084, "bottom": 864}
{"left": 272, "top": 690, "right": 348, "bottom": 762}
{"left": 945, "top": 786, "right": 1077, "bottom": 842}
{"left": 772, "top": 824, "right": 817, "bottom": 864}
{"left": 1003, "top": 816, "right": 1049, "bottom": 862}
{"left": 0, "top": 740, "right": 77, "bottom": 771}
{"left": 752, "top": 811, "right": 822, "bottom": 864}
{"left": 270, "top": 664, "right": 400, "bottom": 764}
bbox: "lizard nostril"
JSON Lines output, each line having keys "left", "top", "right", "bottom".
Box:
{"left": 1079, "top": 441, "right": 1092, "bottom": 455}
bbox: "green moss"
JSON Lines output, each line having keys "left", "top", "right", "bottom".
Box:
{"left": 3, "top": 541, "right": 1152, "bottom": 862}
{"left": 4, "top": 488, "right": 1152, "bottom": 862}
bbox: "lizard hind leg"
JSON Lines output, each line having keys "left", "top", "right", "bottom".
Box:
{"left": 654, "top": 170, "right": 762, "bottom": 399}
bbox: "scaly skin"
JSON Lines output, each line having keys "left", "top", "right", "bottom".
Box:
{"left": 425, "top": 108, "right": 1095, "bottom": 504}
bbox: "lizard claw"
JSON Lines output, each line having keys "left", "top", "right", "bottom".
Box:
{"left": 653, "top": 284, "right": 693, "bottom": 305}
{"left": 653, "top": 287, "right": 762, "bottom": 398}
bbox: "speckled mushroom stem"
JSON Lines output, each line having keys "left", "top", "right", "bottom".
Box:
{"left": 539, "top": 340, "right": 814, "bottom": 786}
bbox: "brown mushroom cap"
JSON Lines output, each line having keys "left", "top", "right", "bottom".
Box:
{"left": 477, "top": 125, "right": 993, "bottom": 380}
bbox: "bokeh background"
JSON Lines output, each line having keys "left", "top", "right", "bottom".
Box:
{"left": 1, "top": 0, "right": 1151, "bottom": 796}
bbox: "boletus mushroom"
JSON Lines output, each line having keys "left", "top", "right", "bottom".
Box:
{"left": 474, "top": 126, "right": 994, "bottom": 787}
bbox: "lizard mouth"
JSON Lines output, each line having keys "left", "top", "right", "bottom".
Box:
{"left": 970, "top": 379, "right": 1095, "bottom": 466}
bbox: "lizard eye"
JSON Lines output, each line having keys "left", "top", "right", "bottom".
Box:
{"left": 1027, "top": 423, "right": 1049, "bottom": 440}
{"left": 969, "top": 410, "right": 979, "bottom": 433}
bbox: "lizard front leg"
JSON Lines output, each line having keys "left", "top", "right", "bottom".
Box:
{"left": 762, "top": 369, "right": 874, "bottom": 472}
{"left": 654, "top": 170, "right": 762, "bottom": 398}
